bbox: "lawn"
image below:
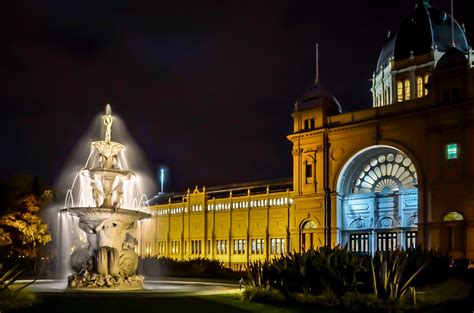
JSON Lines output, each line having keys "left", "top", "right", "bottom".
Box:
{"left": 12, "top": 290, "right": 474, "bottom": 313}
{"left": 16, "top": 292, "right": 330, "bottom": 313}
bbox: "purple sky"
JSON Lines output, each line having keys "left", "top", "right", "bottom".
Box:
{"left": 1, "top": 0, "right": 473, "bottom": 193}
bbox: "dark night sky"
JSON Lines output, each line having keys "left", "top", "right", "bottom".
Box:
{"left": 1, "top": 0, "right": 473, "bottom": 194}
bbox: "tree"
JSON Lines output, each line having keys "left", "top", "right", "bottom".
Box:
{"left": 0, "top": 190, "right": 52, "bottom": 258}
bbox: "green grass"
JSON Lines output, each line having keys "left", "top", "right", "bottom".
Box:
{"left": 12, "top": 278, "right": 474, "bottom": 313}
{"left": 15, "top": 292, "right": 334, "bottom": 313}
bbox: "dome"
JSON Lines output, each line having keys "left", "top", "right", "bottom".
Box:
{"left": 295, "top": 82, "right": 342, "bottom": 115}
{"left": 435, "top": 47, "right": 468, "bottom": 71}
{"left": 376, "top": 0, "right": 469, "bottom": 69}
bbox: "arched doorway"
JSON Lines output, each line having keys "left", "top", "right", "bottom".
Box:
{"left": 337, "top": 146, "right": 419, "bottom": 254}
{"left": 440, "top": 211, "right": 466, "bottom": 258}
{"left": 300, "top": 220, "right": 317, "bottom": 251}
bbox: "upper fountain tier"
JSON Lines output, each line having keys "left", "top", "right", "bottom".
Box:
{"left": 91, "top": 104, "right": 124, "bottom": 160}
{"left": 63, "top": 104, "right": 148, "bottom": 212}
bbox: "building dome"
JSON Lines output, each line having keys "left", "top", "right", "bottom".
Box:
{"left": 376, "top": 0, "right": 469, "bottom": 69}
{"left": 295, "top": 82, "right": 342, "bottom": 115}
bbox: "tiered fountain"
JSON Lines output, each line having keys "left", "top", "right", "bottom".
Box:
{"left": 61, "top": 104, "right": 150, "bottom": 289}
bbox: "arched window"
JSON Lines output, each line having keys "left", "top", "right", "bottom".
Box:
{"left": 404, "top": 79, "right": 411, "bottom": 100}
{"left": 397, "top": 81, "right": 403, "bottom": 102}
{"left": 303, "top": 220, "right": 317, "bottom": 230}
{"left": 301, "top": 220, "right": 317, "bottom": 251}
{"left": 443, "top": 211, "right": 464, "bottom": 222}
{"left": 442, "top": 211, "right": 465, "bottom": 254}
{"left": 416, "top": 76, "right": 423, "bottom": 98}
{"left": 352, "top": 152, "right": 417, "bottom": 194}
{"left": 424, "top": 74, "right": 429, "bottom": 96}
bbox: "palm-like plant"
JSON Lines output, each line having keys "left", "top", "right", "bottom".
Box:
{"left": 371, "top": 250, "right": 426, "bottom": 303}
{"left": 0, "top": 265, "right": 36, "bottom": 312}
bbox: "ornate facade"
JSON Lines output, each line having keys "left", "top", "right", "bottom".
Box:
{"left": 137, "top": 1, "right": 474, "bottom": 268}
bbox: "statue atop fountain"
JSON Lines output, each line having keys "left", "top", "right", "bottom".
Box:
{"left": 61, "top": 104, "right": 150, "bottom": 289}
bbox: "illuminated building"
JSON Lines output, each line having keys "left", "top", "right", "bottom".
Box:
{"left": 139, "top": 1, "right": 474, "bottom": 268}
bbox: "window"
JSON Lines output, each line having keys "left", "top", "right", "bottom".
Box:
{"left": 191, "top": 240, "right": 202, "bottom": 255}
{"left": 171, "top": 241, "right": 180, "bottom": 254}
{"left": 305, "top": 163, "right": 313, "bottom": 178}
{"left": 397, "top": 81, "right": 403, "bottom": 102}
{"left": 251, "top": 239, "right": 265, "bottom": 254}
{"left": 304, "top": 119, "right": 309, "bottom": 130}
{"left": 233, "top": 239, "right": 246, "bottom": 254}
{"left": 404, "top": 79, "right": 410, "bottom": 100}
{"left": 216, "top": 240, "right": 228, "bottom": 254}
{"left": 377, "top": 232, "right": 397, "bottom": 251}
{"left": 145, "top": 241, "right": 152, "bottom": 256}
{"left": 352, "top": 152, "right": 417, "bottom": 194}
{"left": 157, "top": 241, "right": 166, "bottom": 255}
{"left": 416, "top": 76, "right": 423, "bottom": 98}
{"left": 446, "top": 143, "right": 458, "bottom": 160}
{"left": 207, "top": 240, "right": 210, "bottom": 254}
{"left": 406, "top": 231, "right": 417, "bottom": 249}
{"left": 424, "top": 74, "right": 429, "bottom": 95}
{"left": 310, "top": 118, "right": 315, "bottom": 129}
{"left": 270, "top": 238, "right": 285, "bottom": 254}
{"left": 443, "top": 211, "right": 464, "bottom": 222}
{"left": 349, "top": 233, "right": 369, "bottom": 254}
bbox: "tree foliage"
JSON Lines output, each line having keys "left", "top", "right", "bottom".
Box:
{"left": 0, "top": 190, "right": 52, "bottom": 257}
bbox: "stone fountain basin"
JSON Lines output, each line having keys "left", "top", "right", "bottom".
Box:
{"left": 59, "top": 207, "right": 150, "bottom": 227}
{"left": 21, "top": 279, "right": 239, "bottom": 295}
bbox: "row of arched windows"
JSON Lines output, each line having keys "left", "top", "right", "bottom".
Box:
{"left": 396, "top": 74, "right": 429, "bottom": 102}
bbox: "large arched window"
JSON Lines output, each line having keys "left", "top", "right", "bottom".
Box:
{"left": 337, "top": 147, "right": 418, "bottom": 254}
{"left": 416, "top": 76, "right": 423, "bottom": 98}
{"left": 397, "top": 81, "right": 403, "bottom": 102}
{"left": 352, "top": 152, "right": 417, "bottom": 194}
{"left": 404, "top": 79, "right": 411, "bottom": 100}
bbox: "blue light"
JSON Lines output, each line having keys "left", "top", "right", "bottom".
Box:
{"left": 160, "top": 168, "right": 165, "bottom": 193}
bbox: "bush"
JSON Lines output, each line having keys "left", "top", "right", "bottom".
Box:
{"left": 138, "top": 257, "right": 227, "bottom": 277}
{"left": 262, "top": 246, "right": 368, "bottom": 297}
{"left": 245, "top": 260, "right": 271, "bottom": 288}
{"left": 291, "top": 291, "right": 340, "bottom": 307}
{"left": 242, "top": 287, "right": 286, "bottom": 304}
{"left": 341, "top": 292, "right": 387, "bottom": 313}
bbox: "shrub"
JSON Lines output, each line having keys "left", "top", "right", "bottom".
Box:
{"left": 266, "top": 246, "right": 367, "bottom": 297}
{"left": 371, "top": 250, "right": 426, "bottom": 303}
{"left": 245, "top": 260, "right": 271, "bottom": 288}
{"left": 138, "top": 257, "right": 226, "bottom": 277}
{"left": 242, "top": 287, "right": 286, "bottom": 304}
{"left": 341, "top": 292, "right": 386, "bottom": 313}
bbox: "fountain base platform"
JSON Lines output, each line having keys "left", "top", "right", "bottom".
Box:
{"left": 67, "top": 270, "right": 144, "bottom": 290}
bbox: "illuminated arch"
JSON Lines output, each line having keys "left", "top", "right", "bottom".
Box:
{"left": 335, "top": 145, "right": 420, "bottom": 254}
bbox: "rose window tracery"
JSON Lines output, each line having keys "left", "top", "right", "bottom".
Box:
{"left": 352, "top": 152, "right": 417, "bottom": 194}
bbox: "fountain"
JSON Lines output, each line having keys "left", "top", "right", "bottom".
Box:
{"left": 60, "top": 104, "right": 150, "bottom": 289}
